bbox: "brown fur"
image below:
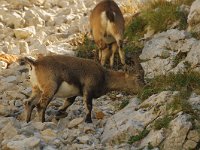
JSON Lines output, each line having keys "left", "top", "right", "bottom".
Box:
{"left": 90, "top": 0, "right": 125, "bottom": 67}
{"left": 23, "top": 55, "right": 144, "bottom": 123}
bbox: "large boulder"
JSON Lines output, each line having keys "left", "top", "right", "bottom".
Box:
{"left": 140, "top": 29, "right": 200, "bottom": 78}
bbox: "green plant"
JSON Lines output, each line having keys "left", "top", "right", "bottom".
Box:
{"left": 172, "top": 52, "right": 187, "bottom": 68}
{"left": 138, "top": 72, "right": 200, "bottom": 101}
{"left": 148, "top": 143, "right": 154, "bottom": 149}
{"left": 119, "top": 99, "right": 129, "bottom": 110}
{"left": 75, "top": 36, "right": 96, "bottom": 59}
{"left": 166, "top": 90, "right": 192, "bottom": 112}
{"left": 142, "top": 2, "right": 177, "bottom": 32}
{"left": 141, "top": 0, "right": 190, "bottom": 32}
{"left": 125, "top": 15, "right": 147, "bottom": 41}
{"left": 128, "top": 129, "right": 150, "bottom": 144}
{"left": 154, "top": 115, "right": 173, "bottom": 130}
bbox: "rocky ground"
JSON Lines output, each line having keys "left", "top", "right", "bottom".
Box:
{"left": 1, "top": 0, "right": 200, "bottom": 150}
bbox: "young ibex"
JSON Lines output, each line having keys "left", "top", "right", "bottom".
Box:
{"left": 22, "top": 55, "right": 144, "bottom": 123}
{"left": 90, "top": 0, "right": 125, "bottom": 67}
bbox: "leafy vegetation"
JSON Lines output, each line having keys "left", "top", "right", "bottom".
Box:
{"left": 166, "top": 89, "right": 195, "bottom": 115}
{"left": 138, "top": 72, "right": 200, "bottom": 101}
{"left": 118, "top": 99, "right": 129, "bottom": 110}
{"left": 76, "top": 36, "right": 96, "bottom": 59}
{"left": 154, "top": 115, "right": 173, "bottom": 130}
{"left": 128, "top": 129, "right": 150, "bottom": 144}
{"left": 125, "top": 15, "right": 147, "bottom": 41}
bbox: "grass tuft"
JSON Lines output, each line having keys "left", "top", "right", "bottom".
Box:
{"left": 118, "top": 99, "right": 129, "bottom": 110}
{"left": 128, "top": 129, "right": 149, "bottom": 144}
{"left": 138, "top": 72, "right": 200, "bottom": 101}
{"left": 154, "top": 115, "right": 173, "bottom": 130}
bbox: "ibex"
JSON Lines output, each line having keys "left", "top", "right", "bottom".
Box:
{"left": 90, "top": 0, "right": 125, "bottom": 67}
{"left": 22, "top": 55, "right": 144, "bottom": 123}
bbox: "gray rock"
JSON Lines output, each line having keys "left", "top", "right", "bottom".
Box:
{"left": 163, "top": 114, "right": 192, "bottom": 150}
{"left": 14, "top": 26, "right": 36, "bottom": 39}
{"left": 6, "top": 136, "right": 40, "bottom": 150}
{"left": 101, "top": 98, "right": 155, "bottom": 144}
{"left": 68, "top": 117, "right": 84, "bottom": 129}
{"left": 187, "top": 0, "right": 200, "bottom": 33}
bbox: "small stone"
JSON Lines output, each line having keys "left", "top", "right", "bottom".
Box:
{"left": 68, "top": 117, "right": 84, "bottom": 128}
{"left": 32, "top": 122, "right": 45, "bottom": 130}
{"left": 6, "top": 136, "right": 40, "bottom": 150}
{"left": 14, "top": 26, "right": 36, "bottom": 39}
{"left": 2, "top": 76, "right": 17, "bottom": 83}
{"left": 84, "top": 125, "right": 95, "bottom": 134}
{"left": 95, "top": 111, "right": 105, "bottom": 120}
{"left": 41, "top": 129, "right": 57, "bottom": 143}
{"left": 77, "top": 135, "right": 90, "bottom": 144}
{"left": 183, "top": 140, "right": 197, "bottom": 150}
{"left": 187, "top": 130, "right": 200, "bottom": 142}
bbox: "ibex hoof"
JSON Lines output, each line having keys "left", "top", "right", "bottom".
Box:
{"left": 55, "top": 110, "right": 68, "bottom": 119}
{"left": 85, "top": 117, "right": 92, "bottom": 123}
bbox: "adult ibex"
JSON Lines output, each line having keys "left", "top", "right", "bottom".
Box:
{"left": 22, "top": 55, "right": 144, "bottom": 123}
{"left": 90, "top": 0, "right": 125, "bottom": 67}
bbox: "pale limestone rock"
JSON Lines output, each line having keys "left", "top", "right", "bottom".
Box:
{"left": 169, "top": 60, "right": 187, "bottom": 74}
{"left": 187, "top": 130, "right": 200, "bottom": 142}
{"left": 183, "top": 140, "right": 197, "bottom": 150}
{"left": 187, "top": 0, "right": 200, "bottom": 33}
{"left": 18, "top": 41, "right": 29, "bottom": 54}
{"left": 46, "top": 44, "right": 76, "bottom": 55}
{"left": 6, "top": 0, "right": 31, "bottom": 9}
{"left": 139, "top": 29, "right": 200, "bottom": 78}
{"left": 31, "top": 122, "right": 45, "bottom": 130}
{"left": 41, "top": 129, "right": 57, "bottom": 143}
{"left": 77, "top": 135, "right": 90, "bottom": 144}
{"left": 141, "top": 57, "right": 174, "bottom": 78}
{"left": 101, "top": 98, "right": 155, "bottom": 144}
{"left": 29, "top": 0, "right": 45, "bottom": 5}
{"left": 139, "top": 129, "right": 165, "bottom": 148}
{"left": 6, "top": 136, "right": 40, "bottom": 150}
{"left": 188, "top": 94, "right": 200, "bottom": 110}
{"left": 140, "top": 37, "right": 170, "bottom": 60}
{"left": 178, "top": 38, "right": 197, "bottom": 53}
{"left": 0, "top": 61, "right": 8, "bottom": 69}
{"left": 29, "top": 39, "right": 47, "bottom": 54}
{"left": 1, "top": 121, "right": 19, "bottom": 141}
{"left": 14, "top": 26, "right": 36, "bottom": 39}
{"left": 185, "top": 41, "right": 200, "bottom": 67}
{"left": 68, "top": 117, "right": 84, "bottom": 128}
{"left": 3, "top": 12, "right": 25, "bottom": 28}
{"left": 7, "top": 43, "right": 20, "bottom": 55}
{"left": 1, "top": 76, "right": 17, "bottom": 83}
{"left": 57, "top": 0, "right": 70, "bottom": 8}
{"left": 140, "top": 29, "right": 187, "bottom": 60}
{"left": 163, "top": 114, "right": 192, "bottom": 150}
{"left": 30, "top": 7, "right": 54, "bottom": 23}
{"left": 24, "top": 9, "right": 45, "bottom": 27}
{"left": 0, "top": 104, "right": 17, "bottom": 116}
